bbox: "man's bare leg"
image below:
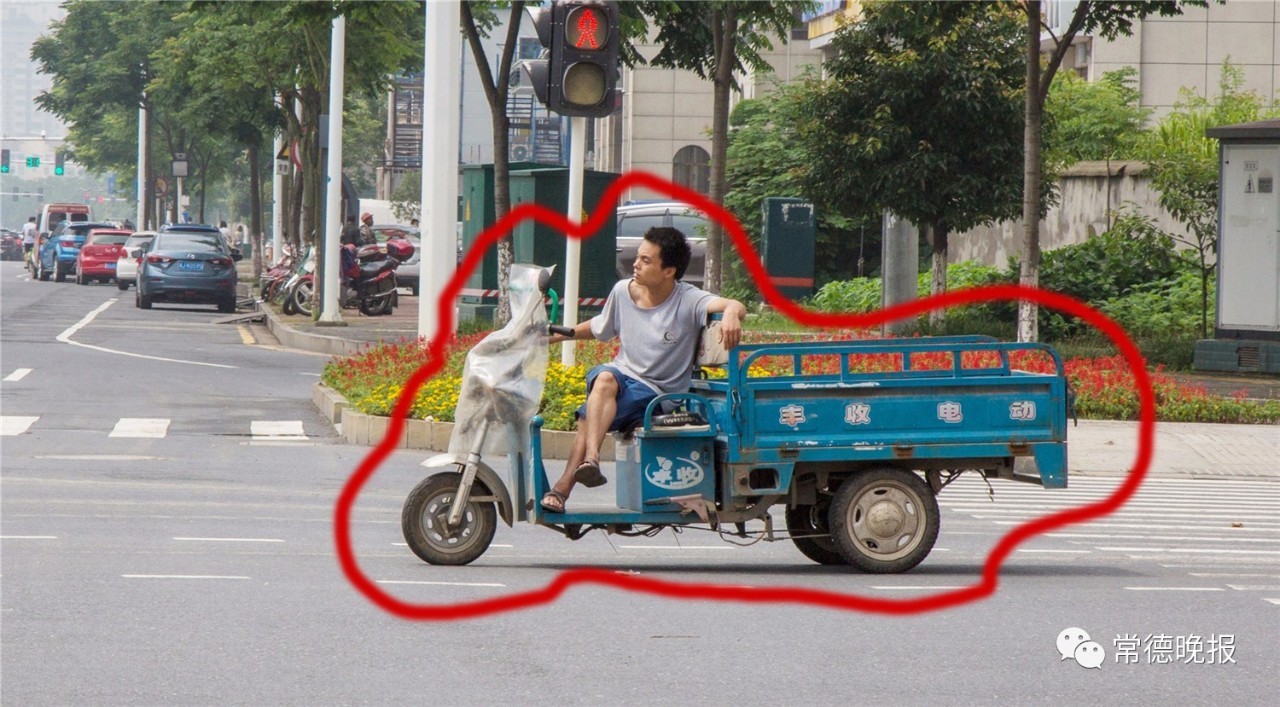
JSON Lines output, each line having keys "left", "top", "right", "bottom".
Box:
{"left": 547, "top": 372, "right": 618, "bottom": 504}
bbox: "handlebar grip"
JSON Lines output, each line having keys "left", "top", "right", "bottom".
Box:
{"left": 548, "top": 324, "right": 575, "bottom": 338}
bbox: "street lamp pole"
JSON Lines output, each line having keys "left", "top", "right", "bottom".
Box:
{"left": 418, "top": 0, "right": 462, "bottom": 343}
{"left": 319, "top": 13, "right": 346, "bottom": 325}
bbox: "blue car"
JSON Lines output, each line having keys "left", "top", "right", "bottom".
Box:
{"left": 35, "top": 221, "right": 114, "bottom": 282}
{"left": 136, "top": 229, "right": 242, "bottom": 312}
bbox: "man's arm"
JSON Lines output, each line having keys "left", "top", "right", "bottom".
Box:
{"left": 547, "top": 319, "right": 595, "bottom": 345}
{"left": 706, "top": 297, "right": 747, "bottom": 350}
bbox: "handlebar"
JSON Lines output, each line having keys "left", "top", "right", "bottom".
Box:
{"left": 548, "top": 324, "right": 575, "bottom": 338}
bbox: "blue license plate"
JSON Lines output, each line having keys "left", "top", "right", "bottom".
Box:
{"left": 178, "top": 261, "right": 204, "bottom": 271}
{"left": 105, "top": 262, "right": 115, "bottom": 269}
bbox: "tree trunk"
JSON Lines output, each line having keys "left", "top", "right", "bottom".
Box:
{"left": 928, "top": 221, "right": 948, "bottom": 328}
{"left": 462, "top": 1, "right": 523, "bottom": 326}
{"left": 248, "top": 140, "right": 263, "bottom": 279}
{"left": 705, "top": 7, "right": 738, "bottom": 295}
{"left": 1017, "top": 2, "right": 1043, "bottom": 343}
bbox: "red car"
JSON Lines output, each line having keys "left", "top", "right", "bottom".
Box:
{"left": 75, "top": 228, "right": 132, "bottom": 285}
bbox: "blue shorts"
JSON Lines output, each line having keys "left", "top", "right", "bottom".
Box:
{"left": 577, "top": 365, "right": 659, "bottom": 432}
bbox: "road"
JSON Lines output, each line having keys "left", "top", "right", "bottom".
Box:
{"left": 2, "top": 259, "right": 1277, "bottom": 705}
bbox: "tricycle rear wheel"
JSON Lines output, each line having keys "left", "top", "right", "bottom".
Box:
{"left": 785, "top": 500, "right": 844, "bottom": 565}
{"left": 829, "top": 467, "right": 939, "bottom": 573}
{"left": 401, "top": 472, "right": 496, "bottom": 566}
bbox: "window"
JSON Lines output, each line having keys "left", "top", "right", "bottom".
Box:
{"left": 672, "top": 145, "right": 710, "bottom": 196}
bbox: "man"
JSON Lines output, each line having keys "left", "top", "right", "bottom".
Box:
{"left": 358, "top": 212, "right": 377, "bottom": 246}
{"left": 540, "top": 226, "right": 746, "bottom": 513}
{"left": 218, "top": 221, "right": 231, "bottom": 248}
{"left": 340, "top": 215, "right": 362, "bottom": 247}
{"left": 21, "top": 216, "right": 38, "bottom": 271}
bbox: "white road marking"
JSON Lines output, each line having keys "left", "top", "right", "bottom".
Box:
{"left": 1049, "top": 532, "right": 1280, "bottom": 543}
{"left": 173, "top": 537, "right": 284, "bottom": 543}
{"left": 0, "top": 535, "right": 58, "bottom": 540}
{"left": 1099, "top": 546, "right": 1280, "bottom": 555}
{"left": 615, "top": 545, "right": 735, "bottom": 550}
{"left": 1124, "top": 587, "right": 1224, "bottom": 592}
{"left": 34, "top": 454, "right": 159, "bottom": 461}
{"left": 1015, "top": 549, "right": 1090, "bottom": 554}
{"left": 56, "top": 299, "right": 235, "bottom": 369}
{"left": 109, "top": 418, "right": 170, "bottom": 438}
{"left": 1189, "top": 573, "right": 1280, "bottom": 578}
{"left": 1, "top": 416, "right": 39, "bottom": 436}
{"left": 250, "top": 420, "right": 308, "bottom": 441}
{"left": 122, "top": 575, "right": 250, "bottom": 580}
{"left": 870, "top": 586, "right": 967, "bottom": 590}
{"left": 376, "top": 580, "right": 506, "bottom": 588}
{"left": 1265, "top": 599, "right": 1280, "bottom": 605}
{"left": 1225, "top": 585, "right": 1280, "bottom": 591}
{"left": 4, "top": 368, "right": 33, "bottom": 382}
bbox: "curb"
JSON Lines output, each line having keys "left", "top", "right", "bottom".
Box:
{"left": 260, "top": 300, "right": 376, "bottom": 357}
{"left": 310, "top": 382, "right": 606, "bottom": 459}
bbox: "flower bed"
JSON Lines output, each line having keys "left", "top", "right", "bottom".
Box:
{"left": 321, "top": 332, "right": 1280, "bottom": 429}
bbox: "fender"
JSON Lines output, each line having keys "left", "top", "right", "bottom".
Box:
{"left": 420, "top": 454, "right": 515, "bottom": 527}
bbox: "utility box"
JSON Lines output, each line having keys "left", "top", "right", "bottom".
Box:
{"left": 761, "top": 197, "right": 817, "bottom": 301}
{"left": 459, "top": 162, "right": 543, "bottom": 320}
{"left": 1197, "top": 120, "right": 1280, "bottom": 373}
{"left": 508, "top": 167, "right": 618, "bottom": 311}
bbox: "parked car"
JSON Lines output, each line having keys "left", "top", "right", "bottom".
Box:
{"left": 114, "top": 231, "right": 156, "bottom": 291}
{"left": 75, "top": 228, "right": 131, "bottom": 284}
{"left": 370, "top": 224, "right": 421, "bottom": 296}
{"left": 135, "top": 230, "right": 241, "bottom": 312}
{"left": 614, "top": 201, "right": 709, "bottom": 287}
{"left": 34, "top": 221, "right": 114, "bottom": 282}
{"left": 0, "top": 228, "right": 22, "bottom": 261}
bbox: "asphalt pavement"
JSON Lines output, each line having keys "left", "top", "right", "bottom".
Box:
{"left": 258, "top": 291, "right": 1279, "bottom": 482}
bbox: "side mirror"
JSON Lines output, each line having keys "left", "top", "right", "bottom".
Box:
{"left": 231, "top": 250, "right": 243, "bottom": 262}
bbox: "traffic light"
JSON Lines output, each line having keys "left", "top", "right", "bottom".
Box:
{"left": 54, "top": 151, "right": 65, "bottom": 176}
{"left": 1, "top": 149, "right": 9, "bottom": 173}
{"left": 520, "top": 1, "right": 619, "bottom": 118}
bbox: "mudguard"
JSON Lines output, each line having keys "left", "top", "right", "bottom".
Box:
{"left": 420, "top": 454, "right": 515, "bottom": 527}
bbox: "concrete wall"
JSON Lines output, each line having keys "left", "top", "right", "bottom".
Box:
{"left": 948, "top": 161, "right": 1195, "bottom": 267}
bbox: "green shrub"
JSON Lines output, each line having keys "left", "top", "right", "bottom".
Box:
{"left": 1098, "top": 270, "right": 1212, "bottom": 339}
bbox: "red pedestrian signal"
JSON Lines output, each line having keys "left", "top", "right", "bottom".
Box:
{"left": 518, "top": 1, "right": 619, "bottom": 119}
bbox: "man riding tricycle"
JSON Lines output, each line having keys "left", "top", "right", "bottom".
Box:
{"left": 402, "top": 228, "right": 1070, "bottom": 573}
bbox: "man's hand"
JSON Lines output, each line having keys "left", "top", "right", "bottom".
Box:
{"left": 717, "top": 301, "right": 746, "bottom": 350}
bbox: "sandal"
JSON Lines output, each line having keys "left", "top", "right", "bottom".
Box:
{"left": 540, "top": 489, "right": 567, "bottom": 513}
{"left": 573, "top": 459, "right": 607, "bottom": 488}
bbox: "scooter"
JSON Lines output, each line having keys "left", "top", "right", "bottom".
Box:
{"left": 336, "top": 238, "right": 414, "bottom": 316}
{"left": 279, "top": 246, "right": 315, "bottom": 316}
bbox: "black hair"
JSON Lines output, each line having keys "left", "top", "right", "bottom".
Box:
{"left": 643, "top": 226, "right": 692, "bottom": 280}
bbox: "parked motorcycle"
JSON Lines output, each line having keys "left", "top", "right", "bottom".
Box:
{"left": 290, "top": 238, "right": 414, "bottom": 317}
{"left": 279, "top": 246, "right": 315, "bottom": 316}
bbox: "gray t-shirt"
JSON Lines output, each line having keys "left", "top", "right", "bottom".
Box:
{"left": 590, "top": 279, "right": 715, "bottom": 395}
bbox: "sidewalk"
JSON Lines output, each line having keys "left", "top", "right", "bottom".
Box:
{"left": 259, "top": 298, "right": 1279, "bottom": 480}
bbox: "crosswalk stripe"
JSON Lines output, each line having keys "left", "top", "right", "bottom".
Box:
{"left": 109, "top": 418, "right": 170, "bottom": 438}
{"left": 4, "top": 368, "right": 33, "bottom": 382}
{"left": 1, "top": 416, "right": 40, "bottom": 436}
{"left": 250, "top": 420, "right": 308, "bottom": 441}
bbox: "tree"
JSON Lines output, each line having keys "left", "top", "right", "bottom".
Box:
{"left": 638, "top": 1, "right": 815, "bottom": 294}
{"left": 1015, "top": 0, "right": 1205, "bottom": 342}
{"left": 461, "top": 1, "right": 526, "bottom": 325}
{"left": 1044, "top": 67, "right": 1150, "bottom": 228}
{"left": 1137, "top": 61, "right": 1280, "bottom": 338}
{"left": 31, "top": 1, "right": 201, "bottom": 226}
{"left": 795, "top": 0, "right": 1026, "bottom": 325}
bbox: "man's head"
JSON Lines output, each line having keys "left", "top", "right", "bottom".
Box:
{"left": 361, "top": 212, "right": 373, "bottom": 225}
{"left": 641, "top": 227, "right": 692, "bottom": 281}
{"left": 220, "top": 220, "right": 228, "bottom": 228}
{"left": 29, "top": 216, "right": 36, "bottom": 223}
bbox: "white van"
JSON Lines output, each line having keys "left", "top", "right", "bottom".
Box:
{"left": 38, "top": 203, "right": 91, "bottom": 236}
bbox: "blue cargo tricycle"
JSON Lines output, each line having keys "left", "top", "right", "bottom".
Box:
{"left": 402, "top": 265, "right": 1071, "bottom": 573}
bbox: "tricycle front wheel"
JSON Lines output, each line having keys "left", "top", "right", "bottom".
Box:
{"left": 401, "top": 472, "right": 496, "bottom": 566}
{"left": 829, "top": 467, "right": 939, "bottom": 573}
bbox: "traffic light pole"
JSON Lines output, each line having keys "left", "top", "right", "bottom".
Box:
{"left": 561, "top": 115, "right": 587, "bottom": 367}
